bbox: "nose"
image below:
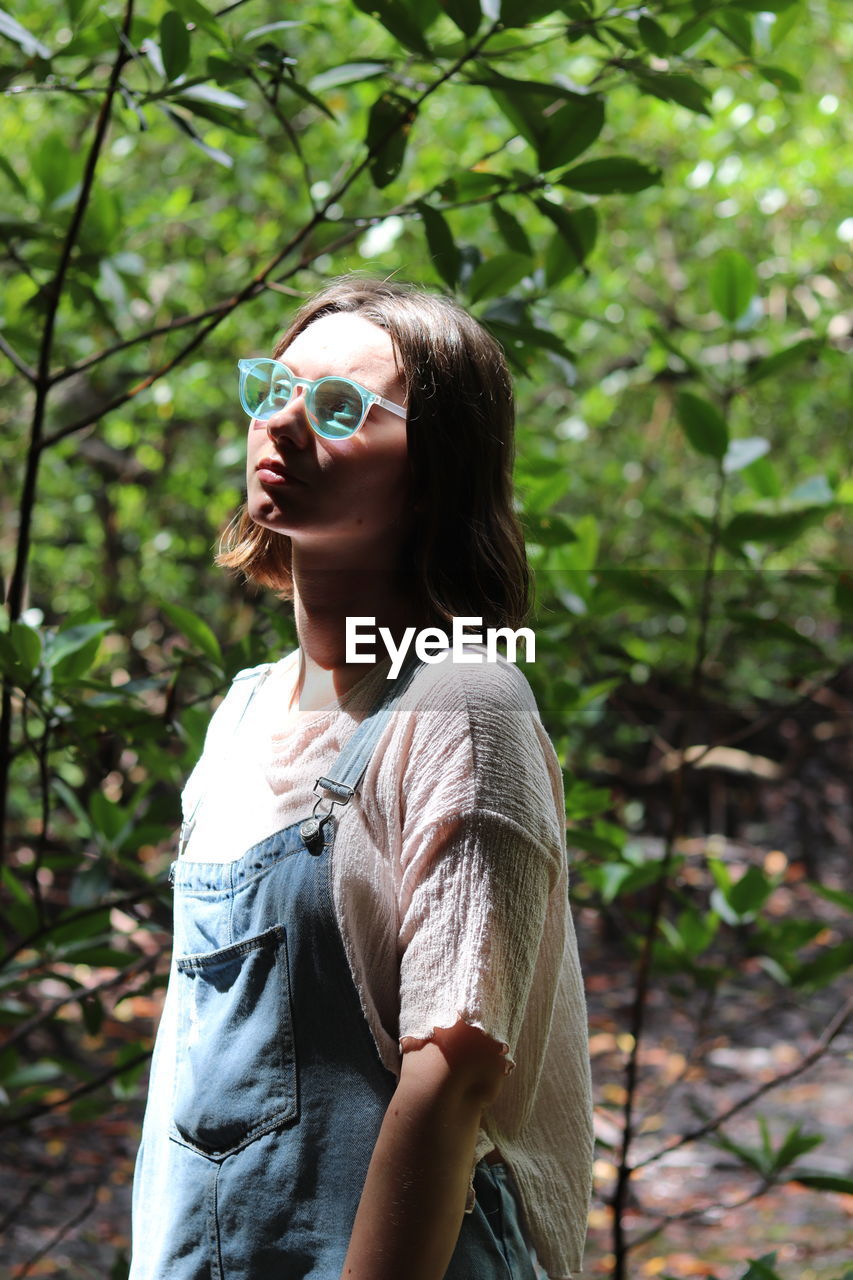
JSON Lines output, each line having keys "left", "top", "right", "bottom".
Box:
{"left": 258, "top": 385, "right": 312, "bottom": 445}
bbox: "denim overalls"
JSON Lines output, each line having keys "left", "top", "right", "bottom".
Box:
{"left": 130, "top": 653, "right": 539, "bottom": 1280}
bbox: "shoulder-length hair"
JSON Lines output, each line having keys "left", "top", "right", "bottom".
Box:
{"left": 217, "top": 276, "right": 532, "bottom": 632}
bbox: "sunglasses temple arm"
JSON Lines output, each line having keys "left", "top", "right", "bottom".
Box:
{"left": 377, "top": 396, "right": 407, "bottom": 419}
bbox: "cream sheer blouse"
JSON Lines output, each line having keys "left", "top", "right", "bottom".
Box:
{"left": 179, "top": 645, "right": 593, "bottom": 1278}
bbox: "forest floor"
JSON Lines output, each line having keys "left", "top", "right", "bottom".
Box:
{"left": 1, "top": 837, "right": 850, "bottom": 1280}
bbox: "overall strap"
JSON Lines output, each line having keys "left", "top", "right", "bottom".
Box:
{"left": 310, "top": 649, "right": 423, "bottom": 818}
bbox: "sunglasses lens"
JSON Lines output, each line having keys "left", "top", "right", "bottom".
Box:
{"left": 311, "top": 379, "right": 364, "bottom": 439}
{"left": 243, "top": 361, "right": 293, "bottom": 419}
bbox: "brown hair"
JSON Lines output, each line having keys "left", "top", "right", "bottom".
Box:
{"left": 217, "top": 276, "right": 531, "bottom": 632}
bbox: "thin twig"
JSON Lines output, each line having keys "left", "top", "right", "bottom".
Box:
{"left": 630, "top": 995, "right": 853, "bottom": 1172}
{"left": 0, "top": 0, "right": 136, "bottom": 869}
{"left": 246, "top": 63, "right": 316, "bottom": 210}
{"left": 40, "top": 20, "right": 502, "bottom": 449}
{"left": 0, "top": 885, "right": 165, "bottom": 971}
{"left": 2, "top": 951, "right": 161, "bottom": 1054}
{"left": 14, "top": 1189, "right": 99, "bottom": 1280}
{"left": 626, "top": 1177, "right": 775, "bottom": 1252}
{"left": 0, "top": 332, "right": 35, "bottom": 381}
{"left": 47, "top": 300, "right": 233, "bottom": 386}
{"left": 0, "top": 1176, "right": 43, "bottom": 1237}
{"left": 611, "top": 453, "right": 729, "bottom": 1280}
{"left": 0, "top": 1047, "right": 153, "bottom": 1131}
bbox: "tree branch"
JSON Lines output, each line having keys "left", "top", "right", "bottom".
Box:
{"left": 0, "top": 332, "right": 35, "bottom": 382}
{"left": 630, "top": 995, "right": 853, "bottom": 1172}
{"left": 0, "top": 0, "right": 136, "bottom": 867}
{"left": 2, "top": 951, "right": 161, "bottom": 1055}
{"left": 0, "top": 884, "right": 165, "bottom": 971}
{"left": 41, "top": 20, "right": 503, "bottom": 449}
{"left": 625, "top": 1176, "right": 775, "bottom": 1253}
{"left": 611, "top": 453, "right": 730, "bottom": 1280}
{"left": 14, "top": 1189, "right": 100, "bottom": 1280}
{"left": 0, "top": 1047, "right": 153, "bottom": 1132}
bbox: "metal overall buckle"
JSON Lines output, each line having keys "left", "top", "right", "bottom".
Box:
{"left": 299, "top": 776, "right": 355, "bottom": 853}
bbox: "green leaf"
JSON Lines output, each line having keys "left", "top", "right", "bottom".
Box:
{"left": 648, "top": 324, "right": 706, "bottom": 381}
{"left": 637, "top": 15, "right": 670, "bottom": 55}
{"left": 740, "top": 1255, "right": 784, "bottom": 1280}
{"left": 466, "top": 251, "right": 531, "bottom": 303}
{"left": 10, "top": 622, "right": 42, "bottom": 677}
{"left": 0, "top": 152, "right": 26, "bottom": 197}
{"left": 242, "top": 21, "right": 305, "bottom": 41}
{"left": 417, "top": 202, "right": 460, "bottom": 288}
{"left": 753, "top": 62, "right": 799, "bottom": 91}
{"left": 522, "top": 512, "right": 578, "bottom": 548}
{"left": 537, "top": 201, "right": 597, "bottom": 284}
{"left": 724, "top": 610, "right": 825, "bottom": 656}
{"left": 741, "top": 455, "right": 782, "bottom": 499}
{"left": 723, "top": 436, "right": 770, "bottom": 474}
{"left": 352, "top": 0, "right": 437, "bottom": 54}
{"left": 0, "top": 7, "right": 51, "bottom": 58}
{"left": 89, "top": 792, "right": 127, "bottom": 843}
{"left": 1, "top": 867, "right": 38, "bottom": 936}
{"left": 563, "top": 779, "right": 612, "bottom": 820}
{"left": 437, "top": 170, "right": 510, "bottom": 201}
{"left": 483, "top": 76, "right": 605, "bottom": 171}
{"left": 727, "top": 865, "right": 774, "bottom": 916}
{"left": 559, "top": 157, "right": 663, "bottom": 195}
{"left": 771, "top": 1124, "right": 823, "bottom": 1171}
{"left": 491, "top": 203, "right": 532, "bottom": 255}
{"left": 676, "top": 392, "right": 729, "bottom": 460}
{"left": 484, "top": 317, "right": 575, "bottom": 372}
{"left": 44, "top": 621, "right": 113, "bottom": 669}
{"left": 631, "top": 69, "right": 713, "bottom": 116}
{"left": 169, "top": 0, "right": 224, "bottom": 44}
{"left": 161, "top": 601, "right": 223, "bottom": 665}
{"left": 31, "top": 133, "right": 83, "bottom": 205}
{"left": 159, "top": 103, "right": 233, "bottom": 167}
{"left": 442, "top": 0, "right": 481, "bottom": 37}
{"left": 160, "top": 10, "right": 190, "bottom": 82}
{"left": 724, "top": 506, "right": 831, "bottom": 548}
{"left": 366, "top": 91, "right": 416, "bottom": 188}
{"left": 500, "top": 0, "right": 565, "bottom": 25}
{"left": 537, "top": 96, "right": 605, "bottom": 171}
{"left": 178, "top": 85, "right": 247, "bottom": 110}
{"left": 788, "top": 1172, "right": 853, "bottom": 1194}
{"left": 595, "top": 569, "right": 685, "bottom": 612}
{"left": 567, "top": 827, "right": 625, "bottom": 859}
{"left": 714, "top": 10, "right": 754, "bottom": 56}
{"left": 709, "top": 249, "right": 758, "bottom": 323}
{"left": 811, "top": 882, "right": 853, "bottom": 912}
{"left": 790, "top": 940, "right": 853, "bottom": 989}
{"left": 308, "top": 62, "right": 387, "bottom": 92}
{"left": 744, "top": 337, "right": 823, "bottom": 385}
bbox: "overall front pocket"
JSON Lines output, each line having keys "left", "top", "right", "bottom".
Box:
{"left": 170, "top": 924, "right": 298, "bottom": 1158}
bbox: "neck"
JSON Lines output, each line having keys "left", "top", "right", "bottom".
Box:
{"left": 287, "top": 541, "right": 424, "bottom": 709}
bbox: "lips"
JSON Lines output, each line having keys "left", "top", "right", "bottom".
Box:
{"left": 256, "top": 456, "right": 302, "bottom": 486}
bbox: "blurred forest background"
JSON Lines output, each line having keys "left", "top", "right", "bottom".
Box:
{"left": 0, "top": 0, "right": 850, "bottom": 1277}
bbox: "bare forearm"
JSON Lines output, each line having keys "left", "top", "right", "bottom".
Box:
{"left": 340, "top": 1049, "right": 487, "bottom": 1280}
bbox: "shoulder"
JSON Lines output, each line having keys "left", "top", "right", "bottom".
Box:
{"left": 392, "top": 646, "right": 562, "bottom": 827}
{"left": 204, "top": 659, "right": 278, "bottom": 733}
{"left": 399, "top": 645, "right": 543, "bottom": 747}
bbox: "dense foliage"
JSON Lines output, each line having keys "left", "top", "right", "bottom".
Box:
{"left": 0, "top": 0, "right": 850, "bottom": 1275}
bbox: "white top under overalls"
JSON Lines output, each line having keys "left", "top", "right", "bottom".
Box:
{"left": 178, "top": 643, "right": 593, "bottom": 1279}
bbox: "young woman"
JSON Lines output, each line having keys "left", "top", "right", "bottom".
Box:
{"left": 130, "top": 278, "right": 593, "bottom": 1280}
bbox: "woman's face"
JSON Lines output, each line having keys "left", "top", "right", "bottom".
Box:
{"left": 245, "top": 312, "right": 412, "bottom": 565}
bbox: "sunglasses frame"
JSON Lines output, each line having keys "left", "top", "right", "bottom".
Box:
{"left": 237, "top": 357, "right": 407, "bottom": 441}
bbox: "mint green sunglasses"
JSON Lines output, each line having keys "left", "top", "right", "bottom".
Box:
{"left": 237, "top": 357, "right": 407, "bottom": 441}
